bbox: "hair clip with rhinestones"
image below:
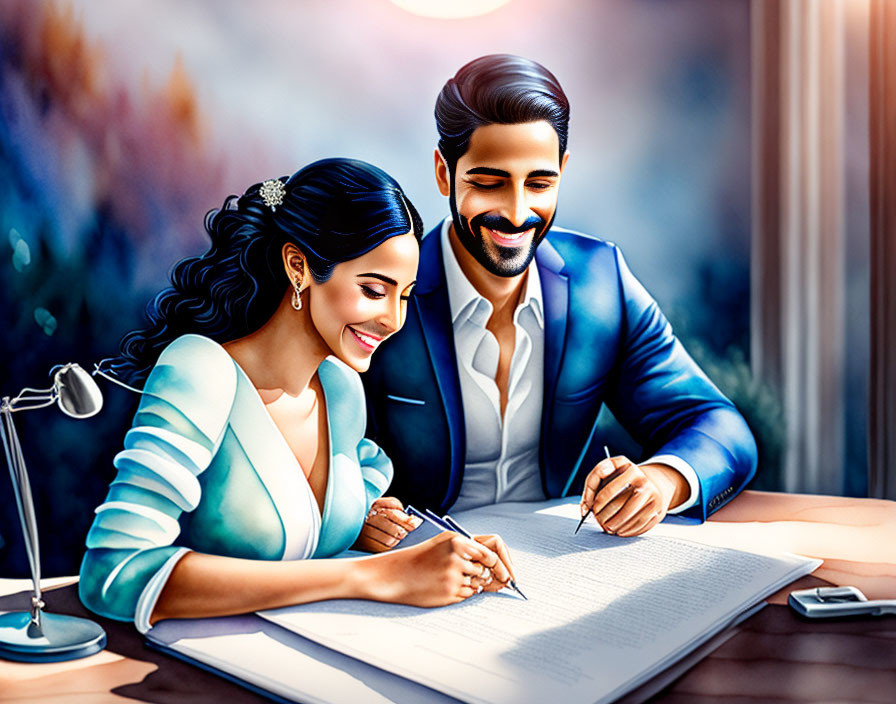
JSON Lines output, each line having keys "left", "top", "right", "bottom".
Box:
{"left": 259, "top": 179, "right": 286, "bottom": 212}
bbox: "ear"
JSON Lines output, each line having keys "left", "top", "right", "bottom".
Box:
{"left": 559, "top": 150, "right": 570, "bottom": 174}
{"left": 281, "top": 243, "right": 306, "bottom": 285}
{"left": 434, "top": 148, "right": 451, "bottom": 197}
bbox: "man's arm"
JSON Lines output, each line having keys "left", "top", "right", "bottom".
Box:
{"left": 592, "top": 246, "right": 757, "bottom": 524}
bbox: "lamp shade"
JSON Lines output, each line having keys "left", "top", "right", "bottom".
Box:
{"left": 53, "top": 364, "right": 103, "bottom": 419}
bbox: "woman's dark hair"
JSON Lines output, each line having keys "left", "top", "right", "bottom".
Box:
{"left": 435, "top": 54, "right": 570, "bottom": 173}
{"left": 115, "top": 157, "right": 424, "bottom": 383}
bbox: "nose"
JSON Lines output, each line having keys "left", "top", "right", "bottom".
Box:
{"left": 378, "top": 294, "right": 403, "bottom": 335}
{"left": 503, "top": 183, "right": 530, "bottom": 228}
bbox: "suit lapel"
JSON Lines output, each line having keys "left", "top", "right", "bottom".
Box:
{"left": 415, "top": 227, "right": 465, "bottom": 510}
{"left": 536, "top": 238, "right": 569, "bottom": 495}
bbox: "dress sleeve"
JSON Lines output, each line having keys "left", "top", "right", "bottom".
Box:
{"left": 78, "top": 335, "right": 237, "bottom": 627}
{"left": 357, "top": 437, "right": 393, "bottom": 509}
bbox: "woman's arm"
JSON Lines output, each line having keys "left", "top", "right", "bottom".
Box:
{"left": 80, "top": 335, "right": 238, "bottom": 624}
{"left": 151, "top": 531, "right": 517, "bottom": 624}
{"left": 151, "top": 551, "right": 373, "bottom": 624}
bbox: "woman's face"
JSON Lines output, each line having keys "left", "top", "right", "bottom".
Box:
{"left": 307, "top": 231, "right": 419, "bottom": 373}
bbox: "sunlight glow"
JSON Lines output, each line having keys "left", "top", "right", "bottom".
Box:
{"left": 389, "top": 0, "right": 511, "bottom": 20}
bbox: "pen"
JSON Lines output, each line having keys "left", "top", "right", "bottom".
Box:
{"left": 575, "top": 445, "right": 613, "bottom": 535}
{"left": 406, "top": 505, "right": 527, "bottom": 600}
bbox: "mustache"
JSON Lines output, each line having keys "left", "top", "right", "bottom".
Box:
{"left": 475, "top": 213, "right": 546, "bottom": 235}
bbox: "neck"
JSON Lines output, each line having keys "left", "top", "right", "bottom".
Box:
{"left": 223, "top": 292, "right": 329, "bottom": 399}
{"left": 448, "top": 224, "right": 527, "bottom": 320}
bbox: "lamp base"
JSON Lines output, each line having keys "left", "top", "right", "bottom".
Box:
{"left": 0, "top": 611, "right": 106, "bottom": 662}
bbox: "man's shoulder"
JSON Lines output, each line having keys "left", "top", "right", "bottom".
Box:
{"left": 540, "top": 226, "right": 622, "bottom": 278}
{"left": 544, "top": 225, "right": 615, "bottom": 252}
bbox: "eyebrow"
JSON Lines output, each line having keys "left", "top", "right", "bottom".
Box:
{"left": 357, "top": 273, "right": 418, "bottom": 291}
{"left": 464, "top": 167, "right": 560, "bottom": 178}
{"left": 528, "top": 169, "right": 560, "bottom": 178}
{"left": 465, "top": 167, "right": 510, "bottom": 177}
{"left": 357, "top": 272, "right": 397, "bottom": 286}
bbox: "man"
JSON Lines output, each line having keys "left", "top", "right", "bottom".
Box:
{"left": 363, "top": 54, "right": 756, "bottom": 539}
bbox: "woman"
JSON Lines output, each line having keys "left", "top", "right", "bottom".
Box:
{"left": 80, "top": 158, "right": 514, "bottom": 631}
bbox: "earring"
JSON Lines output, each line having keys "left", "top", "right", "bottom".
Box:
{"left": 291, "top": 279, "right": 303, "bottom": 311}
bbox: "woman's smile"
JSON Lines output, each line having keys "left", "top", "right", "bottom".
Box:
{"left": 346, "top": 326, "right": 385, "bottom": 353}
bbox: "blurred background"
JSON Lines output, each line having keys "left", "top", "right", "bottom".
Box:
{"left": 0, "top": 0, "right": 880, "bottom": 576}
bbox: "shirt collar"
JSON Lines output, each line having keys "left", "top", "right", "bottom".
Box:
{"left": 439, "top": 217, "right": 544, "bottom": 329}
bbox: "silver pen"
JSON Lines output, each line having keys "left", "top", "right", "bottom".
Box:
{"left": 575, "top": 445, "right": 613, "bottom": 535}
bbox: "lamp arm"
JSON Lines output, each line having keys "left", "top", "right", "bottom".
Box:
{"left": 7, "top": 387, "right": 60, "bottom": 413}
{"left": 0, "top": 405, "right": 44, "bottom": 627}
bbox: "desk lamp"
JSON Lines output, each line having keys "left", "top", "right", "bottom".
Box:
{"left": 0, "top": 363, "right": 107, "bottom": 662}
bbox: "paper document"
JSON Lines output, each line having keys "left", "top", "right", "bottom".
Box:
{"left": 260, "top": 499, "right": 820, "bottom": 704}
{"left": 146, "top": 613, "right": 462, "bottom": 704}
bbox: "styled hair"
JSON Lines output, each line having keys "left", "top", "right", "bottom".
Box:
{"left": 115, "top": 158, "right": 424, "bottom": 383}
{"left": 435, "top": 54, "right": 570, "bottom": 172}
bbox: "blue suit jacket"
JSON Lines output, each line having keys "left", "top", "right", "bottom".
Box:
{"left": 363, "top": 224, "right": 757, "bottom": 520}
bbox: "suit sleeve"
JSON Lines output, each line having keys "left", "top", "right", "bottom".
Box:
{"left": 78, "top": 335, "right": 236, "bottom": 627}
{"left": 605, "top": 248, "right": 757, "bottom": 520}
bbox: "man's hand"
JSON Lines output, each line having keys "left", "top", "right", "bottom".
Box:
{"left": 579, "top": 456, "right": 687, "bottom": 537}
{"left": 354, "top": 497, "right": 422, "bottom": 552}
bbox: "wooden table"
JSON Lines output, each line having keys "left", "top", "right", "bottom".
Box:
{"left": 2, "top": 490, "right": 895, "bottom": 703}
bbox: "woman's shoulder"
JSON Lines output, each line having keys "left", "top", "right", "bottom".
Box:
{"left": 142, "top": 334, "right": 238, "bottom": 410}
{"left": 154, "top": 333, "right": 233, "bottom": 367}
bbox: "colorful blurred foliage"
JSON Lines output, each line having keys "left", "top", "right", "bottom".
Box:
{"left": 0, "top": 1, "right": 237, "bottom": 576}
{"left": 0, "top": 0, "right": 777, "bottom": 577}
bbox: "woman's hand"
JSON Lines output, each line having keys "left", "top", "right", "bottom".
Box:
{"left": 364, "top": 531, "right": 516, "bottom": 607}
{"left": 580, "top": 456, "right": 685, "bottom": 537}
{"left": 471, "top": 534, "right": 516, "bottom": 593}
{"left": 354, "top": 497, "right": 423, "bottom": 552}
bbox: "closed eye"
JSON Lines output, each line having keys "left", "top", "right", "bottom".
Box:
{"left": 361, "top": 284, "right": 386, "bottom": 299}
{"left": 466, "top": 180, "right": 503, "bottom": 191}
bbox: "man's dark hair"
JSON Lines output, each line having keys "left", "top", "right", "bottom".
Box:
{"left": 434, "top": 54, "right": 570, "bottom": 173}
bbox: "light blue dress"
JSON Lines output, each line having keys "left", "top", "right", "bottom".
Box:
{"left": 79, "top": 334, "right": 392, "bottom": 631}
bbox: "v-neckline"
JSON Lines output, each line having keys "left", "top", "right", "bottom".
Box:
{"left": 226, "top": 351, "right": 334, "bottom": 524}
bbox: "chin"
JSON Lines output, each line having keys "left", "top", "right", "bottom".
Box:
{"left": 339, "top": 354, "right": 371, "bottom": 374}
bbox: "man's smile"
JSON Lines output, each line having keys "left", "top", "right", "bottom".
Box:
{"left": 484, "top": 226, "right": 535, "bottom": 247}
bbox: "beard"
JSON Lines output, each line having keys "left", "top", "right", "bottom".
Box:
{"left": 448, "top": 187, "right": 556, "bottom": 278}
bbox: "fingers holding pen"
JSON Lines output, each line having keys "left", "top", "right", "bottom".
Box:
{"left": 473, "top": 534, "right": 515, "bottom": 586}
{"left": 451, "top": 534, "right": 512, "bottom": 593}
{"left": 580, "top": 455, "right": 635, "bottom": 522}
{"left": 580, "top": 456, "right": 672, "bottom": 537}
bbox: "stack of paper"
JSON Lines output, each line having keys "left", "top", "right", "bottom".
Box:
{"left": 148, "top": 499, "right": 820, "bottom": 704}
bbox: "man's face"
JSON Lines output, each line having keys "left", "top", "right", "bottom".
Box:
{"left": 436, "top": 121, "right": 568, "bottom": 278}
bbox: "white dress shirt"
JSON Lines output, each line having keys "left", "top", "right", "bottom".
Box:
{"left": 439, "top": 218, "right": 699, "bottom": 513}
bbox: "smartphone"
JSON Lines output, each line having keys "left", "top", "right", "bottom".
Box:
{"left": 788, "top": 586, "right": 896, "bottom": 618}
